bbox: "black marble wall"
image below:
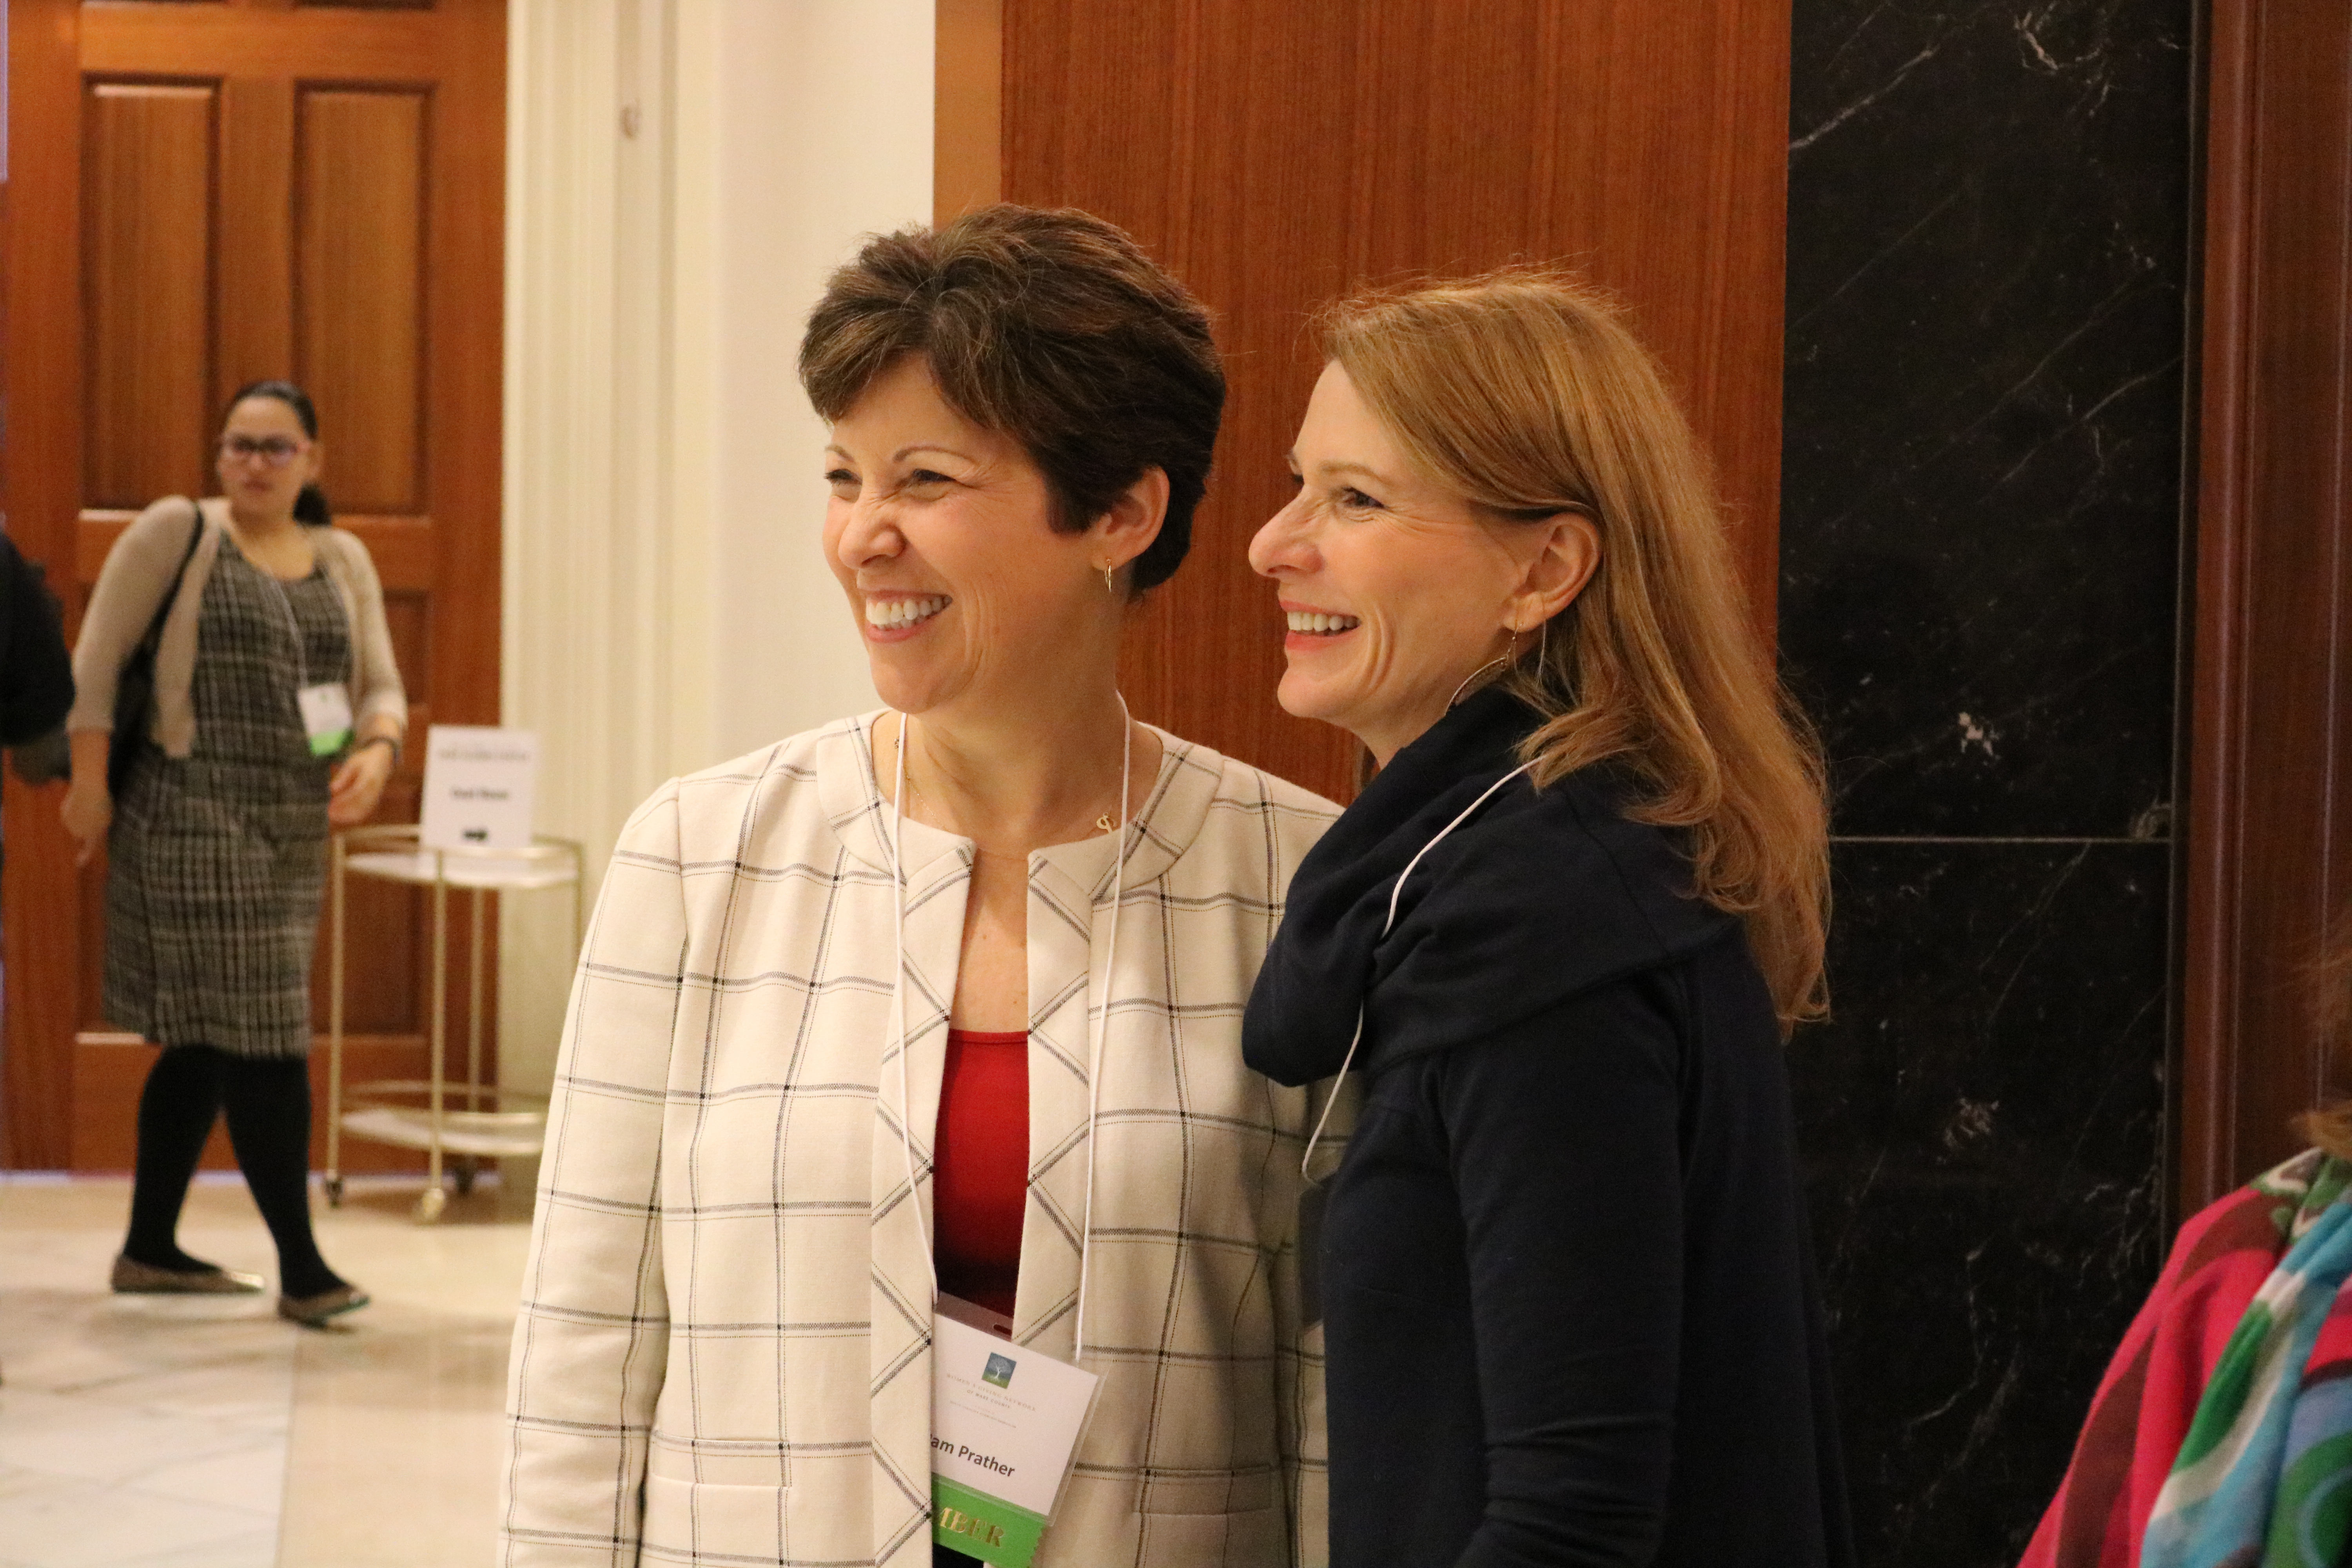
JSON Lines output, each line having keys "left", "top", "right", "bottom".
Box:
{"left": 1779, "top": 4, "right": 2193, "bottom": 1563}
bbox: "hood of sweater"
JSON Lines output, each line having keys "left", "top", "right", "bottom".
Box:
{"left": 1242, "top": 686, "right": 1740, "bottom": 1087}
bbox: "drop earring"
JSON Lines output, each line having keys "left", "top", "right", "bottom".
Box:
{"left": 1103, "top": 563, "right": 1117, "bottom": 599}
{"left": 1447, "top": 652, "right": 1513, "bottom": 709}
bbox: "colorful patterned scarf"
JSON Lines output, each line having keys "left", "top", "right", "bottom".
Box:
{"left": 2021, "top": 1150, "right": 2352, "bottom": 1568}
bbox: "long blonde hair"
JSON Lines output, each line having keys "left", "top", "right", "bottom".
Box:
{"left": 1320, "top": 270, "right": 1830, "bottom": 1030}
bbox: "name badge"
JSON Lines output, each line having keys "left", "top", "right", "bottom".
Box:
{"left": 296, "top": 682, "right": 354, "bottom": 757}
{"left": 931, "top": 1298, "right": 1100, "bottom": 1566}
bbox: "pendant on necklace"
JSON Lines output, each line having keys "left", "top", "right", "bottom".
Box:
{"left": 1096, "top": 814, "right": 1115, "bottom": 833}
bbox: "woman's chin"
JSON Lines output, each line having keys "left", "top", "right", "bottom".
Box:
{"left": 1274, "top": 672, "right": 1355, "bottom": 733}
{"left": 866, "top": 659, "right": 966, "bottom": 720}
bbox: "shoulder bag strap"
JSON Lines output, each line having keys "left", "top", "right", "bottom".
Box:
{"left": 135, "top": 500, "right": 206, "bottom": 658}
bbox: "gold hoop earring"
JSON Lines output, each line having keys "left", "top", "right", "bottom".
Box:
{"left": 1103, "top": 563, "right": 1116, "bottom": 599}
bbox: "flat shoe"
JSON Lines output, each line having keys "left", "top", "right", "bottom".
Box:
{"left": 277, "top": 1284, "right": 369, "bottom": 1327}
{"left": 111, "top": 1254, "right": 265, "bottom": 1295}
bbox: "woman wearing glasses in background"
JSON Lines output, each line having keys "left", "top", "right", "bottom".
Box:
{"left": 63, "top": 380, "right": 405, "bottom": 1327}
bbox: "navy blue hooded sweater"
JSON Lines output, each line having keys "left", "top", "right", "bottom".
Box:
{"left": 1243, "top": 688, "right": 1853, "bottom": 1568}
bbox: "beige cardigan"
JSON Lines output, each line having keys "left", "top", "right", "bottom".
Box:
{"left": 502, "top": 714, "right": 1343, "bottom": 1568}
{"left": 67, "top": 495, "right": 407, "bottom": 755}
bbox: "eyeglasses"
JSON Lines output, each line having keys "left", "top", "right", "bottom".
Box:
{"left": 218, "top": 435, "right": 308, "bottom": 467}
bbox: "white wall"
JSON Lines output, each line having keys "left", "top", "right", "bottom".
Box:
{"left": 499, "top": 0, "right": 930, "bottom": 1110}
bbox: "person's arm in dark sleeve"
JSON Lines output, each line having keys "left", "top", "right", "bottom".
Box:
{"left": 1441, "top": 974, "right": 1686, "bottom": 1568}
{"left": 0, "top": 535, "right": 75, "bottom": 746}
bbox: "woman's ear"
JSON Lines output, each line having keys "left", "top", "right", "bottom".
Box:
{"left": 1096, "top": 466, "right": 1171, "bottom": 574}
{"left": 1508, "top": 510, "right": 1601, "bottom": 630}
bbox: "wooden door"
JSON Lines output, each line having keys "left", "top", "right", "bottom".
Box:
{"left": 1, "top": 0, "right": 505, "bottom": 1169}
{"left": 944, "top": 0, "right": 1791, "bottom": 803}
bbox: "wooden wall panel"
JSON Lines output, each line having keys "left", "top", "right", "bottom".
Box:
{"left": 82, "top": 81, "right": 216, "bottom": 510}
{"left": 297, "top": 87, "right": 427, "bottom": 514}
{"left": 2179, "top": 0, "right": 2352, "bottom": 1207}
{"left": 994, "top": 0, "right": 1792, "bottom": 802}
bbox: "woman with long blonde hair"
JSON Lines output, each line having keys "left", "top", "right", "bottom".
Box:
{"left": 1243, "top": 272, "right": 1853, "bottom": 1566}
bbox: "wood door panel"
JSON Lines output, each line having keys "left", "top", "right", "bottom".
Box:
{"left": 80, "top": 7, "right": 439, "bottom": 77}
{"left": 997, "top": 0, "right": 1791, "bottom": 803}
{"left": 297, "top": 86, "right": 426, "bottom": 513}
{"left": 82, "top": 80, "right": 217, "bottom": 510}
{"left": 216, "top": 73, "right": 295, "bottom": 398}
{"left": 71, "top": 1036, "right": 432, "bottom": 1174}
{"left": 312, "top": 878, "right": 425, "bottom": 1032}
{"left": 382, "top": 590, "right": 430, "bottom": 705}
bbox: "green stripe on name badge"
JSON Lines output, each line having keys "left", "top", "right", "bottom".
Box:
{"left": 933, "top": 1476, "right": 1049, "bottom": 1568}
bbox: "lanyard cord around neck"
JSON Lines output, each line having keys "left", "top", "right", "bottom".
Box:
{"left": 257, "top": 556, "right": 315, "bottom": 691}
{"left": 1298, "top": 759, "right": 1537, "bottom": 1181}
{"left": 887, "top": 702, "right": 1135, "bottom": 1363}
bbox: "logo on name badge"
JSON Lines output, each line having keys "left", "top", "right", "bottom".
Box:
{"left": 982, "top": 1352, "right": 1016, "bottom": 1388}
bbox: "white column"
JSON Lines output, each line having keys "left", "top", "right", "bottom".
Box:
{"left": 701, "top": 0, "right": 934, "bottom": 757}
{"left": 498, "top": 0, "right": 932, "bottom": 1126}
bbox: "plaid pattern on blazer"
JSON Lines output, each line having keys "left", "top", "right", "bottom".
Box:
{"left": 502, "top": 714, "right": 1343, "bottom": 1568}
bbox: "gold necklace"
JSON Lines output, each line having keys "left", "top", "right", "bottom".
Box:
{"left": 900, "top": 739, "right": 1120, "bottom": 842}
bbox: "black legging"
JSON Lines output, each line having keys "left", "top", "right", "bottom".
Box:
{"left": 123, "top": 1043, "right": 345, "bottom": 1298}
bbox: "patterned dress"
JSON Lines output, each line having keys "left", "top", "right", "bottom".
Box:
{"left": 103, "top": 536, "right": 350, "bottom": 1059}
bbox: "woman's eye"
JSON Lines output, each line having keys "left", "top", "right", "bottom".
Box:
{"left": 906, "top": 469, "right": 953, "bottom": 490}
{"left": 1338, "top": 486, "right": 1383, "bottom": 511}
{"left": 1285, "top": 471, "right": 1304, "bottom": 492}
{"left": 824, "top": 468, "right": 857, "bottom": 491}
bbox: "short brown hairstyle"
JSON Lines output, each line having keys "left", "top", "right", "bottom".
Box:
{"left": 799, "top": 205, "right": 1223, "bottom": 595}
{"left": 1319, "top": 271, "right": 1831, "bottom": 1032}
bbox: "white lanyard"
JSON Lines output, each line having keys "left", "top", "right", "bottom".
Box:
{"left": 889, "top": 701, "right": 1134, "bottom": 1361}
{"left": 256, "top": 540, "right": 357, "bottom": 757}
{"left": 260, "top": 557, "right": 316, "bottom": 688}
{"left": 1299, "top": 759, "right": 1537, "bottom": 1179}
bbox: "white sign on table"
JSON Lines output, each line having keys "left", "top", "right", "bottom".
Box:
{"left": 419, "top": 726, "right": 538, "bottom": 851}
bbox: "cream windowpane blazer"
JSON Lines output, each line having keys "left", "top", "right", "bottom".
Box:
{"left": 502, "top": 715, "right": 1342, "bottom": 1568}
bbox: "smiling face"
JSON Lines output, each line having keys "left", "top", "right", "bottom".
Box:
{"left": 215, "top": 396, "right": 321, "bottom": 521}
{"left": 1249, "top": 362, "right": 1597, "bottom": 764}
{"left": 824, "top": 355, "right": 1120, "bottom": 719}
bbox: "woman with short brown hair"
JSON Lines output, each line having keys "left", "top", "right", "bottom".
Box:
{"left": 503, "top": 207, "right": 1338, "bottom": 1568}
{"left": 1244, "top": 272, "right": 1853, "bottom": 1565}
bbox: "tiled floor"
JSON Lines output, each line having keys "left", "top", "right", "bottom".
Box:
{"left": 0, "top": 1174, "right": 530, "bottom": 1568}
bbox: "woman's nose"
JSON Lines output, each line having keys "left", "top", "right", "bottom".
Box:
{"left": 835, "top": 497, "right": 902, "bottom": 570}
{"left": 1248, "top": 497, "right": 1314, "bottom": 578}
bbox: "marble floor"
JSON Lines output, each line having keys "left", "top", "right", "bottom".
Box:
{"left": 0, "top": 1174, "right": 531, "bottom": 1568}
